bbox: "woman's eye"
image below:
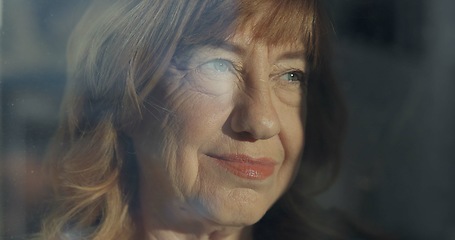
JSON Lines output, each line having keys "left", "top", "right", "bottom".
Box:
{"left": 187, "top": 58, "right": 238, "bottom": 95}
{"left": 197, "top": 59, "right": 238, "bottom": 81}
{"left": 280, "top": 71, "right": 306, "bottom": 83}
{"left": 201, "top": 59, "right": 234, "bottom": 73}
{"left": 209, "top": 59, "right": 230, "bottom": 72}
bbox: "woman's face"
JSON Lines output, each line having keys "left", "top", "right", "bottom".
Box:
{"left": 131, "top": 26, "right": 307, "bottom": 228}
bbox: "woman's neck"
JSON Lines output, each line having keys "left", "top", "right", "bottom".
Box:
{"left": 139, "top": 225, "right": 252, "bottom": 240}
{"left": 135, "top": 207, "right": 253, "bottom": 240}
{"left": 135, "top": 190, "right": 254, "bottom": 240}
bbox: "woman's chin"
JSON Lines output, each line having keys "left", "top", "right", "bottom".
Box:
{"left": 205, "top": 209, "right": 265, "bottom": 228}
{"left": 194, "top": 188, "right": 272, "bottom": 227}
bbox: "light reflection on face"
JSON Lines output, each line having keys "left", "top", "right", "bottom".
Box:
{"left": 131, "top": 28, "right": 307, "bottom": 229}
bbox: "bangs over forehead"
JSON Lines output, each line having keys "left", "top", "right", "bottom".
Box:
{"left": 179, "top": 0, "right": 320, "bottom": 61}
{"left": 236, "top": 0, "right": 316, "bottom": 46}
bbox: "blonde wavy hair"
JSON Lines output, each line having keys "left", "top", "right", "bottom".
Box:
{"left": 40, "top": 0, "right": 346, "bottom": 239}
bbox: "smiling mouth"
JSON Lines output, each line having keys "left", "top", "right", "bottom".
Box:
{"left": 208, "top": 154, "right": 276, "bottom": 180}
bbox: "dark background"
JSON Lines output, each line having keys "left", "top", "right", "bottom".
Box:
{"left": 1, "top": 0, "right": 454, "bottom": 239}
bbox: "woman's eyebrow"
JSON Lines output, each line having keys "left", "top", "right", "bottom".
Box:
{"left": 277, "top": 50, "right": 307, "bottom": 61}
{"left": 206, "top": 41, "right": 246, "bottom": 56}
{"left": 204, "top": 41, "right": 306, "bottom": 63}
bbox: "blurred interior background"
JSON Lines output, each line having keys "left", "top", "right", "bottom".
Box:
{"left": 1, "top": 0, "right": 454, "bottom": 239}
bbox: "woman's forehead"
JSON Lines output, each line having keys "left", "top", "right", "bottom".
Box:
{"left": 223, "top": 29, "right": 306, "bottom": 60}
{"left": 229, "top": 21, "right": 306, "bottom": 48}
{"left": 231, "top": 0, "right": 315, "bottom": 45}
{"left": 177, "top": 0, "right": 317, "bottom": 63}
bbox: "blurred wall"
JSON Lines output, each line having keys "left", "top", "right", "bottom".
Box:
{"left": 0, "top": 0, "right": 89, "bottom": 237}
{"left": 319, "top": 1, "right": 455, "bottom": 240}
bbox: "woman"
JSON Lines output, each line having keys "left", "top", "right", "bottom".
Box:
{"left": 41, "top": 0, "right": 348, "bottom": 239}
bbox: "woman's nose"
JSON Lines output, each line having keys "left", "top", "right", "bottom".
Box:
{"left": 230, "top": 85, "right": 281, "bottom": 140}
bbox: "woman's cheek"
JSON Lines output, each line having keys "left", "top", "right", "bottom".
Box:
{"left": 174, "top": 94, "right": 233, "bottom": 140}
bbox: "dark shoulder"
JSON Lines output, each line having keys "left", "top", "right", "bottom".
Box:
{"left": 253, "top": 200, "right": 398, "bottom": 240}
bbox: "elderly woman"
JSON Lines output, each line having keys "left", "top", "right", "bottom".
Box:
{"left": 41, "top": 0, "right": 347, "bottom": 239}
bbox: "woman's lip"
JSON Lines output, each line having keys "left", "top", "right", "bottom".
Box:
{"left": 208, "top": 154, "right": 276, "bottom": 180}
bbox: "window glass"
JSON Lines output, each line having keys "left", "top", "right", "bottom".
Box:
{"left": 1, "top": 1, "right": 454, "bottom": 239}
